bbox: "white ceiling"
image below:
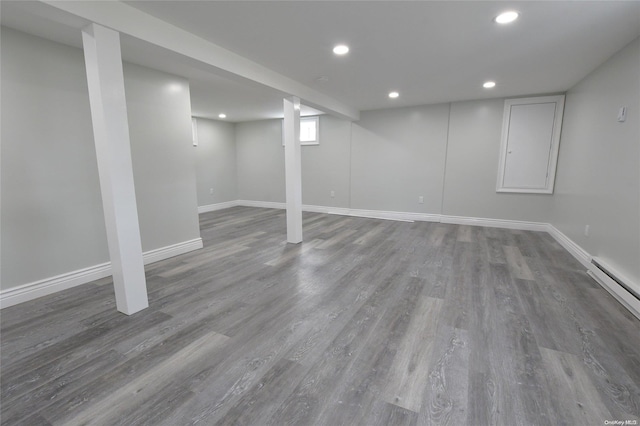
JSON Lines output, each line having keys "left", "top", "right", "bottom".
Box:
{"left": 2, "top": 1, "right": 640, "bottom": 122}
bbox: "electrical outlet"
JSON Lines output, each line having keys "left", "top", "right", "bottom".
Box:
{"left": 330, "top": 190, "right": 335, "bottom": 198}
{"left": 418, "top": 196, "right": 424, "bottom": 204}
{"left": 584, "top": 225, "right": 590, "bottom": 237}
{"left": 209, "top": 188, "right": 214, "bottom": 195}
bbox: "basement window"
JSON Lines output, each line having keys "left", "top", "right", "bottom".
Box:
{"left": 281, "top": 116, "right": 320, "bottom": 146}
{"left": 300, "top": 116, "right": 319, "bottom": 145}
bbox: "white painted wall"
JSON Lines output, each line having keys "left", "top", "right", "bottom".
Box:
{"left": 235, "top": 119, "right": 285, "bottom": 203}
{"left": 350, "top": 105, "right": 449, "bottom": 213}
{"left": 124, "top": 62, "right": 201, "bottom": 252}
{"left": 234, "top": 115, "right": 353, "bottom": 208}
{"left": 1, "top": 28, "right": 200, "bottom": 290}
{"left": 1, "top": 28, "right": 108, "bottom": 290}
{"left": 233, "top": 102, "right": 552, "bottom": 221}
{"left": 193, "top": 118, "right": 237, "bottom": 207}
{"left": 4, "top": 25, "right": 637, "bottom": 302}
{"left": 443, "top": 99, "right": 554, "bottom": 222}
{"left": 301, "top": 115, "right": 351, "bottom": 208}
{"left": 550, "top": 37, "right": 640, "bottom": 289}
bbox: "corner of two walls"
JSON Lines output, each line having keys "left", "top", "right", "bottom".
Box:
{"left": 443, "top": 99, "right": 554, "bottom": 223}
{"left": 193, "top": 117, "right": 237, "bottom": 210}
{"left": 227, "top": 100, "right": 553, "bottom": 224}
{"left": 166, "top": 35, "right": 640, "bottom": 302}
{"left": 125, "top": 63, "right": 201, "bottom": 252}
{"left": 549, "top": 37, "right": 640, "bottom": 291}
{"left": 226, "top": 36, "right": 640, "bottom": 301}
{"left": 0, "top": 27, "right": 201, "bottom": 297}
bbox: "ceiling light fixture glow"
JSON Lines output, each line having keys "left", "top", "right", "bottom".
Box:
{"left": 483, "top": 81, "right": 496, "bottom": 89}
{"left": 333, "top": 44, "right": 349, "bottom": 55}
{"left": 494, "top": 11, "right": 519, "bottom": 24}
{"left": 388, "top": 91, "right": 400, "bottom": 99}
{"left": 218, "top": 113, "right": 227, "bottom": 119}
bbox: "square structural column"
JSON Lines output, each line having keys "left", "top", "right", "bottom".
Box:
{"left": 82, "top": 23, "right": 148, "bottom": 315}
{"left": 283, "top": 97, "right": 303, "bottom": 244}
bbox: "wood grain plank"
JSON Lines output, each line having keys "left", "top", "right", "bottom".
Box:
{"left": 456, "top": 225, "right": 474, "bottom": 242}
{"left": 216, "top": 358, "right": 307, "bottom": 426}
{"left": 317, "top": 275, "right": 426, "bottom": 426}
{"left": 59, "top": 331, "right": 228, "bottom": 425}
{"left": 503, "top": 245, "right": 534, "bottom": 280}
{"left": 2, "top": 208, "right": 638, "bottom": 425}
{"left": 382, "top": 296, "right": 443, "bottom": 412}
{"left": 420, "top": 326, "right": 469, "bottom": 426}
{"left": 366, "top": 401, "right": 419, "bottom": 426}
{"left": 265, "top": 275, "right": 398, "bottom": 425}
{"left": 540, "top": 347, "right": 614, "bottom": 425}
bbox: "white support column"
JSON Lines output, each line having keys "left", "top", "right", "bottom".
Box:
{"left": 82, "top": 23, "right": 148, "bottom": 315}
{"left": 283, "top": 97, "right": 303, "bottom": 244}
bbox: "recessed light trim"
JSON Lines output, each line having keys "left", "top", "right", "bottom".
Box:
{"left": 388, "top": 91, "right": 400, "bottom": 99}
{"left": 495, "top": 11, "right": 519, "bottom": 24}
{"left": 218, "top": 113, "right": 227, "bottom": 119}
{"left": 483, "top": 81, "right": 496, "bottom": 89}
{"left": 333, "top": 44, "right": 349, "bottom": 55}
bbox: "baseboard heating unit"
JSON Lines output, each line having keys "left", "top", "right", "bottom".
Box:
{"left": 588, "top": 258, "right": 640, "bottom": 320}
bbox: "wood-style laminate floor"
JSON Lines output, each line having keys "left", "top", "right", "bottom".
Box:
{"left": 1, "top": 207, "right": 639, "bottom": 425}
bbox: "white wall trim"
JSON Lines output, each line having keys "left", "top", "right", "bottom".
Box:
{"left": 300, "top": 204, "right": 341, "bottom": 215}
{"left": 544, "top": 224, "right": 591, "bottom": 269}
{"left": 198, "top": 200, "right": 239, "bottom": 213}
{"left": 546, "top": 225, "right": 639, "bottom": 320}
{"left": 7, "top": 202, "right": 637, "bottom": 320}
{"left": 441, "top": 215, "right": 548, "bottom": 232}
{"left": 343, "top": 208, "right": 440, "bottom": 223}
{"left": 0, "top": 263, "right": 113, "bottom": 309}
{"left": 0, "top": 238, "right": 203, "bottom": 309}
{"left": 228, "top": 202, "right": 639, "bottom": 319}
{"left": 142, "top": 238, "right": 204, "bottom": 265}
{"left": 237, "top": 200, "right": 286, "bottom": 210}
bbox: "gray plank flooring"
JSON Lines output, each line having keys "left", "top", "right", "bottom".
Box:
{"left": 1, "top": 206, "right": 639, "bottom": 425}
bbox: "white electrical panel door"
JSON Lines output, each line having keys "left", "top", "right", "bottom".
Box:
{"left": 497, "top": 95, "right": 564, "bottom": 194}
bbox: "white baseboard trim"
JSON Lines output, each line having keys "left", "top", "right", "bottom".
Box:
{"left": 544, "top": 224, "right": 591, "bottom": 269}
{"left": 143, "top": 238, "right": 204, "bottom": 265}
{"left": 198, "top": 201, "right": 239, "bottom": 213}
{"left": 301, "top": 204, "right": 347, "bottom": 215}
{"left": 345, "top": 208, "right": 440, "bottom": 223}
{"left": 14, "top": 202, "right": 628, "bottom": 317}
{"left": 546, "top": 225, "right": 640, "bottom": 320}
{"left": 233, "top": 202, "right": 441, "bottom": 223}
{"left": 237, "top": 200, "right": 286, "bottom": 210}
{"left": 441, "top": 215, "right": 548, "bottom": 232}
{"left": 0, "top": 238, "right": 203, "bottom": 309}
{"left": 0, "top": 263, "right": 112, "bottom": 309}
{"left": 228, "top": 201, "right": 640, "bottom": 319}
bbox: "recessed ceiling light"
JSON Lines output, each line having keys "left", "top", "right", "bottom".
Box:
{"left": 483, "top": 81, "right": 496, "bottom": 89}
{"left": 495, "top": 11, "right": 519, "bottom": 24}
{"left": 333, "top": 44, "right": 349, "bottom": 55}
{"left": 218, "top": 113, "right": 227, "bottom": 119}
{"left": 388, "top": 91, "right": 400, "bottom": 99}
